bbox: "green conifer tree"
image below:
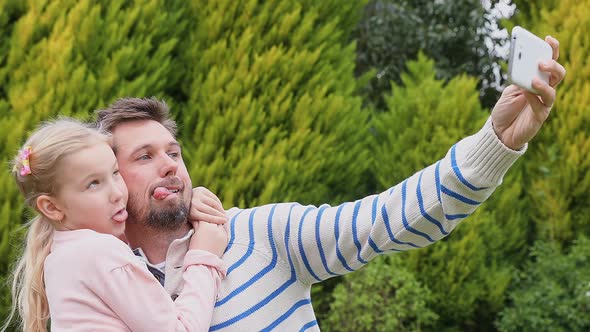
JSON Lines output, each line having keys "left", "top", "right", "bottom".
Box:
{"left": 173, "top": 0, "right": 372, "bottom": 208}
{"left": 493, "top": 1, "right": 590, "bottom": 329}
{"left": 508, "top": 0, "right": 590, "bottom": 244}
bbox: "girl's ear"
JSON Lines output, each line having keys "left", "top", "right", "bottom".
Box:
{"left": 36, "top": 195, "right": 64, "bottom": 222}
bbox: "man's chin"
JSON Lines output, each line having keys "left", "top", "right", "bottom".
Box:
{"left": 145, "top": 204, "right": 188, "bottom": 231}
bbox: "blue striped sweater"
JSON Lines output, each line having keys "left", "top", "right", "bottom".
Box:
{"left": 140, "top": 118, "right": 524, "bottom": 331}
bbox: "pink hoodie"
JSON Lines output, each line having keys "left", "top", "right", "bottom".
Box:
{"left": 44, "top": 229, "right": 225, "bottom": 332}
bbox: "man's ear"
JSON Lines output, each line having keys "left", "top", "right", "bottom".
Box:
{"left": 36, "top": 195, "right": 64, "bottom": 222}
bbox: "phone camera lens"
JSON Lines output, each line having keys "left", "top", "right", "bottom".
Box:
{"left": 518, "top": 52, "right": 522, "bottom": 60}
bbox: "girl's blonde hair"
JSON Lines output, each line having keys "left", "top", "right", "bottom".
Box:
{"left": 2, "top": 118, "right": 109, "bottom": 332}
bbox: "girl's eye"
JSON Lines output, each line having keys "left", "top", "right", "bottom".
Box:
{"left": 113, "top": 169, "right": 120, "bottom": 176}
{"left": 168, "top": 152, "right": 179, "bottom": 158}
{"left": 87, "top": 180, "right": 99, "bottom": 189}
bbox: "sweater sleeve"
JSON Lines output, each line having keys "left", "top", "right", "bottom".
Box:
{"left": 268, "top": 118, "right": 526, "bottom": 284}
{"left": 89, "top": 242, "right": 225, "bottom": 332}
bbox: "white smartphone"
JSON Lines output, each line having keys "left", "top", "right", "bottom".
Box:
{"left": 508, "top": 26, "right": 553, "bottom": 94}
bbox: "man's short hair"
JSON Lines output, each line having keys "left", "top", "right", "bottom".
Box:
{"left": 95, "top": 97, "right": 177, "bottom": 136}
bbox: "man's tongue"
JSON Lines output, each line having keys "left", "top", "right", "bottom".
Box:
{"left": 153, "top": 187, "right": 175, "bottom": 200}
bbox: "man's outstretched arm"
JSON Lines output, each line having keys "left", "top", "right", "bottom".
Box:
{"left": 284, "top": 118, "right": 519, "bottom": 283}
{"left": 281, "top": 36, "right": 566, "bottom": 284}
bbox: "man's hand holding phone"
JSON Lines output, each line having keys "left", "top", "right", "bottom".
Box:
{"left": 492, "top": 28, "right": 566, "bottom": 151}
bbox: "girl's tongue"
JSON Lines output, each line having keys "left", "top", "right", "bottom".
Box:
{"left": 153, "top": 187, "right": 174, "bottom": 200}
{"left": 112, "top": 209, "right": 128, "bottom": 223}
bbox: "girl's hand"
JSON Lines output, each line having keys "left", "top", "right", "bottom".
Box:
{"left": 190, "top": 222, "right": 228, "bottom": 258}
{"left": 189, "top": 186, "right": 226, "bottom": 225}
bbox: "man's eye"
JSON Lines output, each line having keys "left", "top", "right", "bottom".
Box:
{"left": 138, "top": 154, "right": 151, "bottom": 161}
{"left": 113, "top": 169, "right": 120, "bottom": 176}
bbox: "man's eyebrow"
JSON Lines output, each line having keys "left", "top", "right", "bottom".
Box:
{"left": 128, "top": 142, "right": 181, "bottom": 156}
{"left": 132, "top": 144, "right": 151, "bottom": 154}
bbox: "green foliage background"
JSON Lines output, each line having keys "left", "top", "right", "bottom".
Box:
{"left": 1, "top": 0, "right": 588, "bottom": 331}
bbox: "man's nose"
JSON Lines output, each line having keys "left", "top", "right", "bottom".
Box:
{"left": 159, "top": 154, "right": 179, "bottom": 178}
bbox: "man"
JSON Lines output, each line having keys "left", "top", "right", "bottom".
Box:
{"left": 96, "top": 37, "right": 565, "bottom": 331}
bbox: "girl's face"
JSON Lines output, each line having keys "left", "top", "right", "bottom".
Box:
{"left": 53, "top": 141, "right": 128, "bottom": 237}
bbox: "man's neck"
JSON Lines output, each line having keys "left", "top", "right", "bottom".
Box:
{"left": 125, "top": 223, "right": 191, "bottom": 264}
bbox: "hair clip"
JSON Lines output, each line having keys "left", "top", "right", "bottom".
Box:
{"left": 19, "top": 146, "right": 32, "bottom": 176}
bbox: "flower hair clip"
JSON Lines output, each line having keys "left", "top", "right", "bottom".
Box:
{"left": 17, "top": 146, "right": 32, "bottom": 176}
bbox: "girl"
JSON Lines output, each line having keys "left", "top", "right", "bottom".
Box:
{"left": 3, "top": 118, "right": 228, "bottom": 332}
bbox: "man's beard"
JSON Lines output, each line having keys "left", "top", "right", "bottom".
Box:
{"left": 127, "top": 192, "right": 188, "bottom": 231}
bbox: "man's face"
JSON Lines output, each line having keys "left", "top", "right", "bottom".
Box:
{"left": 111, "top": 120, "right": 192, "bottom": 231}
